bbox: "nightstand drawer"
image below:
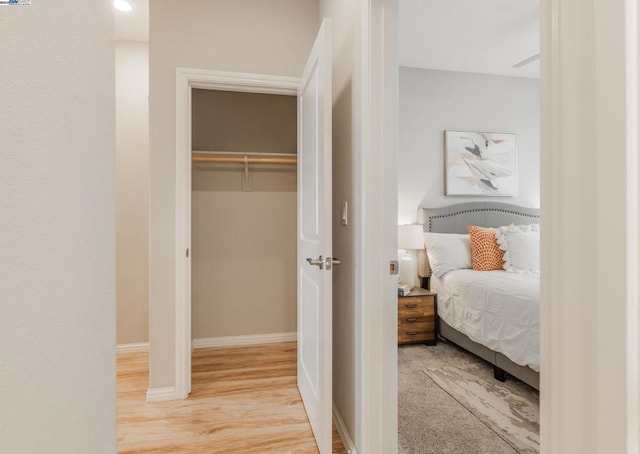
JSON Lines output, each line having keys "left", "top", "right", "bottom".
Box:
{"left": 398, "top": 296, "right": 435, "bottom": 318}
{"left": 398, "top": 315, "right": 434, "bottom": 327}
{"left": 398, "top": 324, "right": 435, "bottom": 343}
{"left": 398, "top": 295, "right": 435, "bottom": 317}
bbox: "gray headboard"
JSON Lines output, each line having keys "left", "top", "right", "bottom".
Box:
{"left": 419, "top": 201, "right": 540, "bottom": 234}
{"left": 417, "top": 202, "right": 540, "bottom": 277}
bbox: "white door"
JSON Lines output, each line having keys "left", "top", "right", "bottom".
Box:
{"left": 297, "top": 19, "right": 333, "bottom": 454}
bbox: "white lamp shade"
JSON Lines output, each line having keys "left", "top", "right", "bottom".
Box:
{"left": 398, "top": 253, "right": 417, "bottom": 287}
{"left": 397, "top": 224, "right": 424, "bottom": 250}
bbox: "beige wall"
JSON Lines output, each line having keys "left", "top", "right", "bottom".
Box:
{"left": 191, "top": 90, "right": 297, "bottom": 338}
{"left": 0, "top": 2, "right": 116, "bottom": 452}
{"left": 149, "top": 0, "right": 319, "bottom": 388}
{"left": 319, "top": 0, "right": 361, "bottom": 444}
{"left": 192, "top": 89, "right": 297, "bottom": 153}
{"left": 116, "top": 41, "right": 149, "bottom": 345}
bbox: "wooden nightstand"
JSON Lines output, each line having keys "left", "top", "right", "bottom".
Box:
{"left": 398, "top": 288, "right": 437, "bottom": 345}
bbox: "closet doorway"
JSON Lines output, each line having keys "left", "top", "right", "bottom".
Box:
{"left": 174, "top": 20, "right": 340, "bottom": 453}
{"left": 172, "top": 23, "right": 335, "bottom": 448}
{"left": 190, "top": 88, "right": 298, "bottom": 355}
{"left": 175, "top": 68, "right": 300, "bottom": 399}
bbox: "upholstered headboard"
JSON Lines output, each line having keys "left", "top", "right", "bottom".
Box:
{"left": 417, "top": 202, "right": 540, "bottom": 277}
{"left": 419, "top": 202, "right": 540, "bottom": 234}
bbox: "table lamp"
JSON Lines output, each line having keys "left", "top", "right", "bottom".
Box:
{"left": 397, "top": 224, "right": 424, "bottom": 288}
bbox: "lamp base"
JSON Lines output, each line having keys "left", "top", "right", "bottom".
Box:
{"left": 398, "top": 251, "right": 417, "bottom": 288}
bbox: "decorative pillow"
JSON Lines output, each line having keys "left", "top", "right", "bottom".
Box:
{"left": 423, "top": 232, "right": 471, "bottom": 278}
{"left": 496, "top": 224, "right": 540, "bottom": 273}
{"left": 467, "top": 225, "right": 505, "bottom": 271}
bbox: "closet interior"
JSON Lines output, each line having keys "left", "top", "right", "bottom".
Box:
{"left": 191, "top": 88, "right": 298, "bottom": 344}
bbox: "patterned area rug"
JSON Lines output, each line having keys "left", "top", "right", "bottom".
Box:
{"left": 424, "top": 363, "right": 539, "bottom": 453}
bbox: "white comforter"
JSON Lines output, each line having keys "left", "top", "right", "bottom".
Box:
{"left": 431, "top": 270, "right": 540, "bottom": 371}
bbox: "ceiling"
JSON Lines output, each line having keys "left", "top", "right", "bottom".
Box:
{"left": 114, "top": 0, "right": 539, "bottom": 78}
{"left": 399, "top": 0, "right": 540, "bottom": 78}
{"left": 114, "top": 0, "right": 149, "bottom": 43}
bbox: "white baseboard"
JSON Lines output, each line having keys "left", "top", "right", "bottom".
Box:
{"left": 146, "top": 386, "right": 177, "bottom": 403}
{"left": 333, "top": 402, "right": 358, "bottom": 454}
{"left": 192, "top": 332, "right": 297, "bottom": 349}
{"left": 117, "top": 332, "right": 296, "bottom": 354}
{"left": 116, "top": 342, "right": 149, "bottom": 354}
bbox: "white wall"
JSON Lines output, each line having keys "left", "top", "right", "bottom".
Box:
{"left": 399, "top": 67, "right": 540, "bottom": 223}
{"left": 0, "top": 2, "right": 116, "bottom": 453}
{"left": 116, "top": 41, "right": 149, "bottom": 345}
{"left": 149, "top": 0, "right": 319, "bottom": 388}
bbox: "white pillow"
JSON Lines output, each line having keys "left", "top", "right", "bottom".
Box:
{"left": 423, "top": 232, "right": 472, "bottom": 278}
{"left": 495, "top": 224, "right": 540, "bottom": 273}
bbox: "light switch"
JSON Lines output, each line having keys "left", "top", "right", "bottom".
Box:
{"left": 341, "top": 201, "right": 348, "bottom": 226}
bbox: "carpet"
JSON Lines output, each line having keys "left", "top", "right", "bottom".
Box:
{"left": 398, "top": 342, "right": 539, "bottom": 454}
{"left": 424, "top": 364, "right": 539, "bottom": 453}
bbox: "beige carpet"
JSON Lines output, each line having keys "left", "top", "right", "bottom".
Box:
{"left": 399, "top": 342, "right": 539, "bottom": 454}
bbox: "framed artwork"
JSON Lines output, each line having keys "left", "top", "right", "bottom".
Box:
{"left": 444, "top": 130, "right": 518, "bottom": 196}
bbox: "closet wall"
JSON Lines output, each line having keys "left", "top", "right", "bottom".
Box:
{"left": 191, "top": 89, "right": 297, "bottom": 339}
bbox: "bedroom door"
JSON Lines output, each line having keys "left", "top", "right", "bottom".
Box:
{"left": 297, "top": 19, "right": 333, "bottom": 454}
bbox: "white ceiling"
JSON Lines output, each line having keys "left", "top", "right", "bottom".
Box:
{"left": 114, "top": 0, "right": 149, "bottom": 43}
{"left": 399, "top": 0, "right": 540, "bottom": 78}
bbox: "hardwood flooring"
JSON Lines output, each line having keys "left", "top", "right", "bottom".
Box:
{"left": 117, "top": 342, "right": 347, "bottom": 453}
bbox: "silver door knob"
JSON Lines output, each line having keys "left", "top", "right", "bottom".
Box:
{"left": 306, "top": 256, "right": 324, "bottom": 269}
{"left": 325, "top": 257, "right": 341, "bottom": 270}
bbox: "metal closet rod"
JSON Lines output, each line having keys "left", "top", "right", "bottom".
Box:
{"left": 192, "top": 150, "right": 297, "bottom": 165}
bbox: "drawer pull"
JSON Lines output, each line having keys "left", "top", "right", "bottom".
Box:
{"left": 405, "top": 303, "right": 417, "bottom": 309}
{"left": 406, "top": 331, "right": 418, "bottom": 336}
{"left": 405, "top": 317, "right": 418, "bottom": 323}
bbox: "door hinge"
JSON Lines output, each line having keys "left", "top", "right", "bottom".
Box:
{"left": 390, "top": 260, "right": 399, "bottom": 275}
{"left": 186, "top": 248, "right": 190, "bottom": 258}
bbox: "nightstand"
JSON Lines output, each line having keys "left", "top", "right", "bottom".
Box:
{"left": 398, "top": 288, "right": 437, "bottom": 345}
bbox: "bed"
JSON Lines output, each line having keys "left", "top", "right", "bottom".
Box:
{"left": 418, "top": 201, "right": 540, "bottom": 390}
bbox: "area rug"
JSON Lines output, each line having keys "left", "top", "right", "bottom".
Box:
{"left": 424, "top": 364, "right": 539, "bottom": 454}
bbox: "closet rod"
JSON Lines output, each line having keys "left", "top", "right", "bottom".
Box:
{"left": 192, "top": 156, "right": 297, "bottom": 165}
{"left": 193, "top": 150, "right": 296, "bottom": 157}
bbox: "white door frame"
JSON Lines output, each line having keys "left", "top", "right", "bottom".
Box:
{"left": 372, "top": 0, "right": 640, "bottom": 452}
{"left": 356, "top": 0, "right": 399, "bottom": 452}
{"left": 174, "top": 68, "right": 300, "bottom": 399}
{"left": 540, "top": 0, "right": 640, "bottom": 452}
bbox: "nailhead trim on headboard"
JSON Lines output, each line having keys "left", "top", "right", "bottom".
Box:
{"left": 428, "top": 208, "right": 540, "bottom": 231}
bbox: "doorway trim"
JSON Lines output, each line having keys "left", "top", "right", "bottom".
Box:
{"left": 173, "top": 68, "right": 300, "bottom": 399}
{"left": 356, "top": 0, "right": 399, "bottom": 452}
{"left": 540, "top": 0, "right": 640, "bottom": 451}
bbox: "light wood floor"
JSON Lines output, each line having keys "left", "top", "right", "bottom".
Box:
{"left": 117, "top": 342, "right": 347, "bottom": 453}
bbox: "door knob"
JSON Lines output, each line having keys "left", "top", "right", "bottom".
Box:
{"left": 306, "top": 256, "right": 324, "bottom": 269}
{"left": 325, "top": 257, "right": 341, "bottom": 270}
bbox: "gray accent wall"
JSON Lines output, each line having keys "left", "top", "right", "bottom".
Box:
{"left": 399, "top": 67, "right": 540, "bottom": 223}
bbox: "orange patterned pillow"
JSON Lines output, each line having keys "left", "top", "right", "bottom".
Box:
{"left": 467, "top": 225, "right": 504, "bottom": 271}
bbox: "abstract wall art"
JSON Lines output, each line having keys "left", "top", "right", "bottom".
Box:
{"left": 444, "top": 130, "right": 518, "bottom": 196}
